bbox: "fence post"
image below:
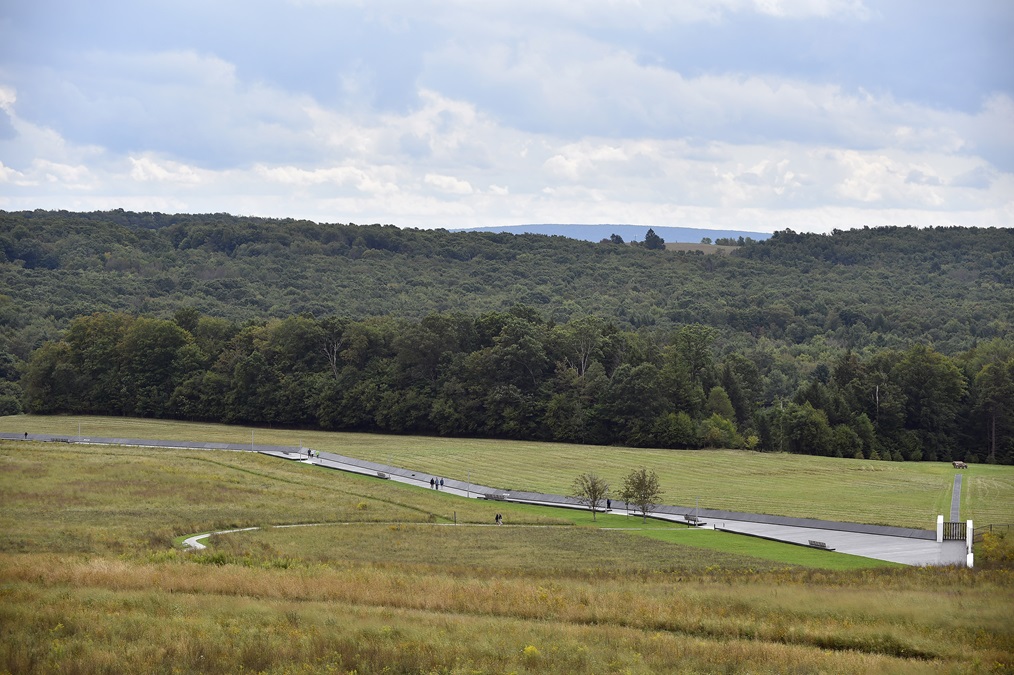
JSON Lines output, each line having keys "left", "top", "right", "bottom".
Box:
{"left": 936, "top": 515, "right": 944, "bottom": 543}
{"left": 966, "top": 519, "right": 974, "bottom": 568}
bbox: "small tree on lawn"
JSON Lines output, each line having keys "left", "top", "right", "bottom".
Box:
{"left": 572, "top": 472, "right": 610, "bottom": 521}
{"left": 620, "top": 467, "right": 662, "bottom": 523}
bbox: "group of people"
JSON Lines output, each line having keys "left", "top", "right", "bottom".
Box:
{"left": 429, "top": 477, "right": 444, "bottom": 489}
{"left": 495, "top": 513, "right": 503, "bottom": 526}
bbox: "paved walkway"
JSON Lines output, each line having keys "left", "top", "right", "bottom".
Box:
{"left": 950, "top": 474, "right": 962, "bottom": 521}
{"left": 6, "top": 431, "right": 968, "bottom": 566}
{"left": 251, "top": 448, "right": 970, "bottom": 566}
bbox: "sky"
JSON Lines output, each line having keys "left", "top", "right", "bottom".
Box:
{"left": 1, "top": 0, "right": 1012, "bottom": 233}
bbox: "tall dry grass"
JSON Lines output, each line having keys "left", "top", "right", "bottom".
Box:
{"left": 3, "top": 433, "right": 1013, "bottom": 673}
{"left": 2, "top": 553, "right": 1012, "bottom": 672}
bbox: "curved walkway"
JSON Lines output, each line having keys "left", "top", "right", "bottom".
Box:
{"left": 6, "top": 431, "right": 967, "bottom": 566}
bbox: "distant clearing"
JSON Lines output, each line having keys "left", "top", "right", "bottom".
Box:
{"left": 664, "top": 242, "right": 738, "bottom": 255}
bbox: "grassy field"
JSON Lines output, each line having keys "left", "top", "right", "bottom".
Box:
{"left": 1, "top": 436, "right": 1012, "bottom": 673}
{"left": 5, "top": 414, "right": 1014, "bottom": 529}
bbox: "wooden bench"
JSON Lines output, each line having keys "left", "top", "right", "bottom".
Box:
{"left": 808, "top": 540, "right": 835, "bottom": 550}
{"left": 685, "top": 515, "right": 704, "bottom": 526}
{"left": 952, "top": 461, "right": 968, "bottom": 469}
{"left": 376, "top": 472, "right": 389, "bottom": 479}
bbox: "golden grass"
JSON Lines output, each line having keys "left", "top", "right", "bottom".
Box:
{"left": 0, "top": 440, "right": 566, "bottom": 554}
{"left": 1, "top": 553, "right": 1012, "bottom": 673}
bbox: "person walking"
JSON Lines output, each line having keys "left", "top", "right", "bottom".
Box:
{"left": 439, "top": 478, "right": 444, "bottom": 490}
{"left": 430, "top": 478, "right": 435, "bottom": 489}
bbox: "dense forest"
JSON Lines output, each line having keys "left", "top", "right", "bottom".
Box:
{"left": 2, "top": 211, "right": 1013, "bottom": 462}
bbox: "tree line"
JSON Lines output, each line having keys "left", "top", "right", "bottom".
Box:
{"left": 18, "top": 308, "right": 1014, "bottom": 464}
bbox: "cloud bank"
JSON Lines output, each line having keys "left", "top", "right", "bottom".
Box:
{"left": 0, "top": 0, "right": 1011, "bottom": 231}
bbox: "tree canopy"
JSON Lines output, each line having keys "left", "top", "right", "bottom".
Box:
{"left": 3, "top": 211, "right": 1013, "bottom": 463}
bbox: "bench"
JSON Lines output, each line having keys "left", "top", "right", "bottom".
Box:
{"left": 483, "top": 493, "right": 506, "bottom": 501}
{"left": 376, "top": 472, "right": 389, "bottom": 479}
{"left": 952, "top": 461, "right": 967, "bottom": 469}
{"left": 685, "top": 515, "right": 704, "bottom": 526}
{"left": 808, "top": 540, "right": 835, "bottom": 550}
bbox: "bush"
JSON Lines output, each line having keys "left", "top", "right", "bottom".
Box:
{"left": 0, "top": 394, "right": 22, "bottom": 416}
{"left": 978, "top": 531, "right": 1014, "bottom": 569}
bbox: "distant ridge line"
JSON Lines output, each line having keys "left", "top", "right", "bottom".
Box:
{"left": 451, "top": 224, "right": 772, "bottom": 244}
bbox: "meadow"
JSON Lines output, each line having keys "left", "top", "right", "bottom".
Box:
{"left": 1, "top": 417, "right": 1014, "bottom": 673}
{"left": 6, "top": 414, "right": 1014, "bottom": 529}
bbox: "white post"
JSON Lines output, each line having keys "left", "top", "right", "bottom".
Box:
{"left": 467, "top": 469, "right": 471, "bottom": 499}
{"left": 966, "top": 519, "right": 974, "bottom": 568}
{"left": 936, "top": 515, "right": 944, "bottom": 543}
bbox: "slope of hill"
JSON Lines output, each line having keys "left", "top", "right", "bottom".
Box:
{"left": 1, "top": 211, "right": 1010, "bottom": 363}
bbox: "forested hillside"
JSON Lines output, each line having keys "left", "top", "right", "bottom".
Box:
{"left": 2, "top": 211, "right": 1013, "bottom": 463}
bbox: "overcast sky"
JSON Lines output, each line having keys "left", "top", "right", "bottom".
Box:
{"left": 1, "top": 1, "right": 1012, "bottom": 232}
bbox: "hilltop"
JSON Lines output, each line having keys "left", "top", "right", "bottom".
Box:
{"left": 451, "top": 223, "right": 771, "bottom": 244}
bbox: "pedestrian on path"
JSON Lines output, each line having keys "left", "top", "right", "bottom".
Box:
{"left": 24, "top": 432, "right": 28, "bottom": 440}
{"left": 430, "top": 478, "right": 435, "bottom": 489}
{"left": 607, "top": 499, "right": 611, "bottom": 510}
{"left": 439, "top": 478, "right": 444, "bottom": 489}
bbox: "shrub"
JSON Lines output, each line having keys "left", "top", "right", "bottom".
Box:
{"left": 978, "top": 531, "right": 1014, "bottom": 569}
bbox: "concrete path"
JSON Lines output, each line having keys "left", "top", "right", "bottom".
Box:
{"left": 7, "top": 431, "right": 967, "bottom": 566}
{"left": 706, "top": 518, "right": 967, "bottom": 566}
{"left": 950, "top": 474, "right": 962, "bottom": 521}
{"left": 234, "top": 447, "right": 973, "bottom": 566}
{"left": 183, "top": 527, "right": 259, "bottom": 551}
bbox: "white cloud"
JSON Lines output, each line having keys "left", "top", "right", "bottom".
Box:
{"left": 425, "top": 173, "right": 474, "bottom": 195}
{"left": 129, "top": 156, "right": 202, "bottom": 184}
{"left": 0, "top": 85, "right": 16, "bottom": 111}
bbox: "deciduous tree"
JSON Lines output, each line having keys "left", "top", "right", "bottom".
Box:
{"left": 620, "top": 467, "right": 662, "bottom": 523}
{"left": 572, "top": 473, "right": 610, "bottom": 521}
